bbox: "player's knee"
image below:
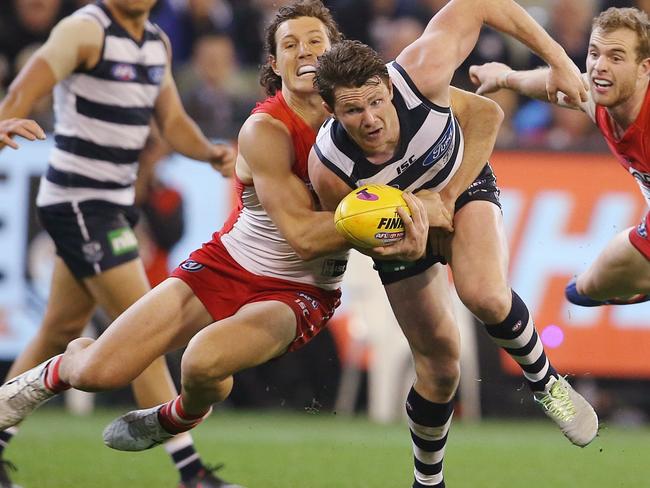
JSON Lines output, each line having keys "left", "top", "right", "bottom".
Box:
{"left": 65, "top": 339, "right": 126, "bottom": 390}
{"left": 415, "top": 359, "right": 460, "bottom": 401}
{"left": 461, "top": 286, "right": 511, "bottom": 323}
{"left": 181, "top": 341, "right": 232, "bottom": 394}
{"left": 412, "top": 343, "right": 460, "bottom": 400}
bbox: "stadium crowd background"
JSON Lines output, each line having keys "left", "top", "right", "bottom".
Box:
{"left": 2, "top": 0, "right": 647, "bottom": 151}
{"left": 0, "top": 0, "right": 649, "bottom": 426}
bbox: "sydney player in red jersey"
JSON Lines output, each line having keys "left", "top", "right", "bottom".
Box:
{"left": 470, "top": 7, "right": 650, "bottom": 306}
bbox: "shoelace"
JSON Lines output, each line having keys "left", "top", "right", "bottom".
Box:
{"left": 201, "top": 463, "right": 226, "bottom": 478}
{"left": 126, "top": 410, "right": 164, "bottom": 441}
{"left": 537, "top": 380, "right": 576, "bottom": 421}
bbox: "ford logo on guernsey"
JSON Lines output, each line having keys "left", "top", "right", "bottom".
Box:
{"left": 180, "top": 260, "right": 204, "bottom": 272}
{"left": 111, "top": 63, "right": 137, "bottom": 81}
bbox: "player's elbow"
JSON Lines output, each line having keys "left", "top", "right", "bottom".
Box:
{"left": 290, "top": 239, "right": 321, "bottom": 261}
{"left": 481, "top": 97, "right": 504, "bottom": 128}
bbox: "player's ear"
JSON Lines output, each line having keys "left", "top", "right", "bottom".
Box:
{"left": 270, "top": 55, "right": 280, "bottom": 76}
{"left": 323, "top": 101, "right": 335, "bottom": 116}
{"left": 639, "top": 57, "right": 650, "bottom": 78}
{"left": 387, "top": 78, "right": 394, "bottom": 100}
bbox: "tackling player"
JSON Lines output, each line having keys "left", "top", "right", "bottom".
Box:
{"left": 469, "top": 7, "right": 650, "bottom": 307}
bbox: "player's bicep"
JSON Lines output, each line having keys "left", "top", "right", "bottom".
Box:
{"left": 238, "top": 118, "right": 314, "bottom": 234}
{"left": 35, "top": 16, "right": 102, "bottom": 82}
{"left": 396, "top": 3, "right": 482, "bottom": 99}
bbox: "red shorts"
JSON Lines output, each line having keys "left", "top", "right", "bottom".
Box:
{"left": 629, "top": 211, "right": 650, "bottom": 260}
{"left": 170, "top": 237, "right": 342, "bottom": 352}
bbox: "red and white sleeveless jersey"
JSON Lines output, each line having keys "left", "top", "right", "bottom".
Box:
{"left": 219, "top": 91, "right": 348, "bottom": 290}
{"left": 595, "top": 85, "right": 650, "bottom": 207}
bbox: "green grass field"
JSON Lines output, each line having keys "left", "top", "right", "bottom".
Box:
{"left": 5, "top": 406, "right": 649, "bottom": 487}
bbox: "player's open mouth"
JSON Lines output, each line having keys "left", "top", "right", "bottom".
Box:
{"left": 592, "top": 78, "right": 613, "bottom": 92}
{"left": 366, "top": 128, "right": 382, "bottom": 140}
{"left": 297, "top": 65, "right": 317, "bottom": 76}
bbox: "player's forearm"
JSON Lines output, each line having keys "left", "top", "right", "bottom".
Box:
{"left": 478, "top": 0, "right": 568, "bottom": 68}
{"left": 504, "top": 68, "right": 550, "bottom": 101}
{"left": 284, "top": 212, "right": 350, "bottom": 261}
{"left": 159, "top": 114, "right": 213, "bottom": 162}
{"left": 443, "top": 93, "right": 503, "bottom": 206}
{"left": 0, "top": 90, "right": 32, "bottom": 121}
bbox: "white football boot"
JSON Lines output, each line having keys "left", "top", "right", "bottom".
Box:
{"left": 0, "top": 358, "right": 58, "bottom": 430}
{"left": 103, "top": 406, "right": 175, "bottom": 451}
{"left": 534, "top": 376, "right": 598, "bottom": 447}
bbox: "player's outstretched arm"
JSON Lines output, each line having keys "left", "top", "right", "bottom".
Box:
{"left": 469, "top": 62, "right": 590, "bottom": 113}
{"left": 0, "top": 118, "right": 46, "bottom": 149}
{"left": 0, "top": 16, "right": 101, "bottom": 149}
{"left": 396, "top": 0, "right": 586, "bottom": 106}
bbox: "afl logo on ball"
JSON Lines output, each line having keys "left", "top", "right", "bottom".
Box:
{"left": 180, "top": 260, "right": 204, "bottom": 272}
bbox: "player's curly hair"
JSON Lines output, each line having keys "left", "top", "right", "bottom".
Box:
{"left": 259, "top": 0, "right": 343, "bottom": 96}
{"left": 593, "top": 7, "right": 650, "bottom": 63}
{"left": 314, "top": 40, "right": 389, "bottom": 108}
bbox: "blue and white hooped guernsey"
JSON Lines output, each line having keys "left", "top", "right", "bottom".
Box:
{"left": 36, "top": 2, "right": 167, "bottom": 207}
{"left": 314, "top": 61, "right": 464, "bottom": 192}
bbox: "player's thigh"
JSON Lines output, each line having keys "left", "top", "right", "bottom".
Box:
{"left": 448, "top": 200, "right": 511, "bottom": 305}
{"left": 40, "top": 256, "right": 96, "bottom": 336}
{"left": 384, "top": 264, "right": 459, "bottom": 359}
{"left": 83, "top": 257, "right": 150, "bottom": 320}
{"left": 581, "top": 229, "right": 650, "bottom": 297}
{"left": 183, "top": 300, "right": 298, "bottom": 379}
{"left": 78, "top": 277, "right": 213, "bottom": 384}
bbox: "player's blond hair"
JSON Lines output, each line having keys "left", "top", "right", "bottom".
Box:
{"left": 593, "top": 7, "right": 650, "bottom": 62}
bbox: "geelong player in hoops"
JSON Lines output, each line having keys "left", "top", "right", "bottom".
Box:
{"left": 310, "top": 0, "right": 599, "bottom": 486}
{"left": 470, "top": 7, "right": 650, "bottom": 307}
{"left": 0, "top": 1, "right": 238, "bottom": 487}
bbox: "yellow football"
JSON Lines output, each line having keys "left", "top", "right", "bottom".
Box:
{"left": 334, "top": 184, "right": 410, "bottom": 248}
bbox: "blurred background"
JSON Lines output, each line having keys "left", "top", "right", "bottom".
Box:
{"left": 0, "top": 0, "right": 648, "bottom": 431}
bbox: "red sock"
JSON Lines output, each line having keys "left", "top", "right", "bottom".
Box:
{"left": 157, "top": 396, "right": 211, "bottom": 434}
{"left": 43, "top": 355, "right": 70, "bottom": 393}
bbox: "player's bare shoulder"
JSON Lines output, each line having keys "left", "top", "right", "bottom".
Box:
{"left": 237, "top": 112, "right": 295, "bottom": 180}
{"left": 238, "top": 113, "right": 292, "bottom": 152}
{"left": 40, "top": 14, "right": 104, "bottom": 75}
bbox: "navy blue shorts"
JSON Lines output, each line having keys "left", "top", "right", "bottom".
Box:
{"left": 374, "top": 163, "right": 501, "bottom": 285}
{"left": 37, "top": 200, "right": 140, "bottom": 279}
